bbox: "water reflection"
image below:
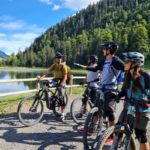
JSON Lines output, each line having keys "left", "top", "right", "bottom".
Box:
{"left": 0, "top": 70, "right": 42, "bottom": 94}
{"left": 0, "top": 70, "right": 85, "bottom": 94}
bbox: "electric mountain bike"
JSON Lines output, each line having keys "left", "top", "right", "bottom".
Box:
{"left": 17, "top": 80, "right": 68, "bottom": 126}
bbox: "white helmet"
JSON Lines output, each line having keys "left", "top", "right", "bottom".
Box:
{"left": 122, "top": 52, "right": 144, "bottom": 66}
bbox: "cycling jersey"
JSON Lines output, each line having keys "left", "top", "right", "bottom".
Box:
{"left": 127, "top": 75, "right": 150, "bottom": 113}
{"left": 86, "top": 64, "right": 99, "bottom": 88}
{"left": 87, "top": 56, "right": 124, "bottom": 90}
{"left": 48, "top": 63, "right": 67, "bottom": 79}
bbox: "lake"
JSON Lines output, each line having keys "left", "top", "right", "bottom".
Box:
{"left": 0, "top": 69, "right": 85, "bottom": 94}
{"left": 0, "top": 69, "right": 43, "bottom": 94}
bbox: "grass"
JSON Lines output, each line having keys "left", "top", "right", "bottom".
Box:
{"left": 145, "top": 60, "right": 150, "bottom": 71}
{"left": 0, "top": 87, "right": 85, "bottom": 114}
{"left": 0, "top": 66, "right": 87, "bottom": 75}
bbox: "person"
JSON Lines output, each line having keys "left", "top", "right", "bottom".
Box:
{"left": 119, "top": 52, "right": 150, "bottom": 150}
{"left": 80, "top": 42, "right": 124, "bottom": 132}
{"left": 81, "top": 55, "right": 100, "bottom": 116}
{"left": 37, "top": 51, "right": 67, "bottom": 121}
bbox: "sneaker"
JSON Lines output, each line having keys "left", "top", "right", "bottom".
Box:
{"left": 79, "top": 127, "right": 93, "bottom": 135}
{"left": 105, "top": 138, "right": 113, "bottom": 143}
{"left": 60, "top": 113, "right": 65, "bottom": 122}
{"left": 79, "top": 127, "right": 84, "bottom": 132}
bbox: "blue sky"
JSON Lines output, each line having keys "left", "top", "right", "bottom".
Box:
{"left": 0, "top": 0, "right": 100, "bottom": 55}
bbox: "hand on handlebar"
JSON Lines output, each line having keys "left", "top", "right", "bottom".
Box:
{"left": 37, "top": 76, "right": 41, "bottom": 80}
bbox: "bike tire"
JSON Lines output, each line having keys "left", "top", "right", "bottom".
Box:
{"left": 70, "top": 96, "right": 92, "bottom": 125}
{"left": 83, "top": 107, "right": 103, "bottom": 150}
{"left": 95, "top": 125, "right": 136, "bottom": 150}
{"left": 17, "top": 95, "right": 44, "bottom": 126}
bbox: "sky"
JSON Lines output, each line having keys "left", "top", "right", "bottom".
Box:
{"left": 0, "top": 0, "right": 100, "bottom": 55}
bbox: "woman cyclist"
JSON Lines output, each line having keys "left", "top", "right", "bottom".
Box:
{"left": 120, "top": 52, "right": 150, "bottom": 150}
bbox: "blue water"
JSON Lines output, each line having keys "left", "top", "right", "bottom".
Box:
{"left": 0, "top": 70, "right": 43, "bottom": 94}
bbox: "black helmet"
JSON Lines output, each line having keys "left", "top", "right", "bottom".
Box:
{"left": 88, "top": 55, "right": 98, "bottom": 63}
{"left": 102, "top": 42, "right": 118, "bottom": 54}
{"left": 55, "top": 51, "right": 63, "bottom": 58}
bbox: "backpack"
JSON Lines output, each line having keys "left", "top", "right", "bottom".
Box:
{"left": 66, "top": 65, "right": 71, "bottom": 84}
{"left": 111, "top": 65, "right": 124, "bottom": 85}
{"left": 61, "top": 63, "right": 71, "bottom": 85}
{"left": 132, "top": 71, "right": 150, "bottom": 109}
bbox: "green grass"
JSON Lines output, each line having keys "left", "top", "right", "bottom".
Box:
{"left": 0, "top": 66, "right": 87, "bottom": 75}
{"left": 0, "top": 66, "right": 47, "bottom": 71}
{"left": 145, "top": 60, "right": 150, "bottom": 71}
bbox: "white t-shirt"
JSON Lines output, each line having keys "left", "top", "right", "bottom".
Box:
{"left": 86, "top": 64, "right": 99, "bottom": 88}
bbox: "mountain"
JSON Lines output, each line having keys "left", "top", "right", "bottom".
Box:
{"left": 0, "top": 51, "right": 8, "bottom": 60}
{"left": 15, "top": 0, "right": 150, "bottom": 67}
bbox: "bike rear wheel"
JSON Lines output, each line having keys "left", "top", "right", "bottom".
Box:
{"left": 17, "top": 95, "right": 44, "bottom": 126}
{"left": 95, "top": 126, "right": 136, "bottom": 150}
{"left": 83, "top": 107, "right": 103, "bottom": 150}
{"left": 71, "top": 96, "right": 92, "bottom": 125}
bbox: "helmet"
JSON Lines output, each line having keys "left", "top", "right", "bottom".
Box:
{"left": 122, "top": 52, "right": 144, "bottom": 66}
{"left": 102, "top": 42, "right": 118, "bottom": 54}
{"left": 55, "top": 51, "right": 63, "bottom": 58}
{"left": 88, "top": 55, "right": 98, "bottom": 63}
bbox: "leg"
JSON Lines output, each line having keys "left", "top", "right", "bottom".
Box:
{"left": 135, "top": 112, "right": 150, "bottom": 150}
{"left": 104, "top": 92, "right": 116, "bottom": 126}
{"left": 57, "top": 85, "right": 66, "bottom": 116}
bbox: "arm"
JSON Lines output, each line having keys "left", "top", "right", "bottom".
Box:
{"left": 37, "top": 64, "right": 55, "bottom": 80}
{"left": 86, "top": 60, "right": 104, "bottom": 72}
{"left": 112, "top": 56, "right": 124, "bottom": 71}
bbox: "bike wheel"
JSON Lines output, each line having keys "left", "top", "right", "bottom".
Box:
{"left": 83, "top": 107, "right": 103, "bottom": 150}
{"left": 71, "top": 96, "right": 92, "bottom": 125}
{"left": 17, "top": 95, "right": 44, "bottom": 126}
{"left": 95, "top": 126, "right": 136, "bottom": 150}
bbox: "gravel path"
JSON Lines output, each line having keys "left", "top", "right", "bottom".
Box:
{"left": 0, "top": 94, "right": 149, "bottom": 150}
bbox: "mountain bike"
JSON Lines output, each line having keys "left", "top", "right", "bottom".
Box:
{"left": 17, "top": 80, "right": 68, "bottom": 126}
{"left": 83, "top": 88, "right": 118, "bottom": 150}
{"left": 70, "top": 79, "right": 99, "bottom": 125}
{"left": 95, "top": 99, "right": 150, "bottom": 150}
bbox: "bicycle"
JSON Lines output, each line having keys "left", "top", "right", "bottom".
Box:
{"left": 17, "top": 80, "right": 68, "bottom": 126}
{"left": 83, "top": 87, "right": 118, "bottom": 150}
{"left": 95, "top": 99, "right": 150, "bottom": 150}
{"left": 70, "top": 79, "right": 99, "bottom": 125}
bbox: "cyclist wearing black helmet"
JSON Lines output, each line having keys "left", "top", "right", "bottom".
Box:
{"left": 81, "top": 42, "right": 124, "bottom": 130}
{"left": 85, "top": 55, "right": 99, "bottom": 102}
{"left": 37, "top": 51, "right": 67, "bottom": 121}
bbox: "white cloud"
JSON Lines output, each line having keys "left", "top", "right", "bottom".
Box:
{"left": 0, "top": 15, "right": 13, "bottom": 21}
{"left": 52, "top": 5, "right": 61, "bottom": 10}
{"left": 0, "top": 17, "right": 46, "bottom": 54}
{"left": 39, "top": 0, "right": 52, "bottom": 5}
{"left": 39, "top": 0, "right": 100, "bottom": 11}
{"left": 62, "top": 0, "right": 100, "bottom": 10}
{"left": 0, "top": 33, "right": 6, "bottom": 38}
{"left": 0, "top": 20, "right": 25, "bottom": 30}
{"left": 0, "top": 33, "right": 39, "bottom": 55}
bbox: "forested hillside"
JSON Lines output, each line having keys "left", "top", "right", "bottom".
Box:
{"left": 5, "top": 0, "right": 150, "bottom": 67}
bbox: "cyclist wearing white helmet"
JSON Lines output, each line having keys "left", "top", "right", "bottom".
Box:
{"left": 120, "top": 52, "right": 150, "bottom": 150}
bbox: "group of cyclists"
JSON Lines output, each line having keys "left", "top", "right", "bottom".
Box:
{"left": 37, "top": 41, "right": 150, "bottom": 150}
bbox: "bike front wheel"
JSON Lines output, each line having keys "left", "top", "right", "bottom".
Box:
{"left": 17, "top": 95, "right": 44, "bottom": 126}
{"left": 71, "top": 96, "right": 92, "bottom": 125}
{"left": 95, "top": 125, "right": 136, "bottom": 150}
{"left": 83, "top": 107, "right": 103, "bottom": 150}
